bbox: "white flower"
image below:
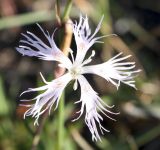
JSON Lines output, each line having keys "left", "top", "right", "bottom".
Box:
{"left": 16, "top": 15, "right": 140, "bottom": 141}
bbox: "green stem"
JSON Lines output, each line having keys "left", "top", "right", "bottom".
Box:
{"left": 62, "top": 0, "right": 73, "bottom": 21}
{"left": 57, "top": 92, "right": 65, "bottom": 150}
{"left": 56, "top": 1, "right": 72, "bottom": 149}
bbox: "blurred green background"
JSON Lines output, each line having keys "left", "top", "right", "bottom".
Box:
{"left": 0, "top": 0, "right": 160, "bottom": 150}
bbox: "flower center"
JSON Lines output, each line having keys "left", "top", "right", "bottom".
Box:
{"left": 70, "top": 66, "right": 82, "bottom": 79}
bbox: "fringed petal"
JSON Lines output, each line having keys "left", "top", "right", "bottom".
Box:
{"left": 16, "top": 24, "right": 72, "bottom": 69}
{"left": 82, "top": 53, "right": 141, "bottom": 89}
{"left": 20, "top": 73, "right": 72, "bottom": 125}
{"left": 72, "top": 15, "right": 104, "bottom": 64}
{"left": 73, "top": 75, "right": 119, "bottom": 141}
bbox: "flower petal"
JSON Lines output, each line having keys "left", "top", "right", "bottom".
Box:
{"left": 16, "top": 24, "right": 72, "bottom": 69}
{"left": 21, "top": 73, "right": 72, "bottom": 125}
{"left": 73, "top": 75, "right": 118, "bottom": 141}
{"left": 82, "top": 53, "right": 141, "bottom": 89}
{"left": 72, "top": 15, "right": 104, "bottom": 64}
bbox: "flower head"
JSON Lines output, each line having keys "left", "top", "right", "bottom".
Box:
{"left": 16, "top": 15, "right": 140, "bottom": 141}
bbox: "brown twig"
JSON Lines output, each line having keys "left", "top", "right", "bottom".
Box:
{"left": 55, "top": 19, "right": 73, "bottom": 78}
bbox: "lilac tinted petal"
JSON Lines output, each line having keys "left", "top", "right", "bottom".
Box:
{"left": 73, "top": 75, "right": 118, "bottom": 141}
{"left": 82, "top": 53, "right": 140, "bottom": 89}
{"left": 73, "top": 15, "right": 104, "bottom": 64}
{"left": 21, "top": 73, "right": 72, "bottom": 125}
{"left": 16, "top": 24, "right": 72, "bottom": 69}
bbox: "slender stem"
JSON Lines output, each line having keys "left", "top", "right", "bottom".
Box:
{"left": 62, "top": 0, "right": 73, "bottom": 21}
{"left": 30, "top": 1, "right": 73, "bottom": 149}
{"left": 57, "top": 92, "right": 65, "bottom": 150}
{"left": 56, "top": 19, "right": 73, "bottom": 150}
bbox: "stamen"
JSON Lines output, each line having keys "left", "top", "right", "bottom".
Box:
{"left": 81, "top": 50, "right": 95, "bottom": 66}
{"left": 69, "top": 48, "right": 75, "bottom": 63}
{"left": 73, "top": 79, "right": 78, "bottom": 90}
